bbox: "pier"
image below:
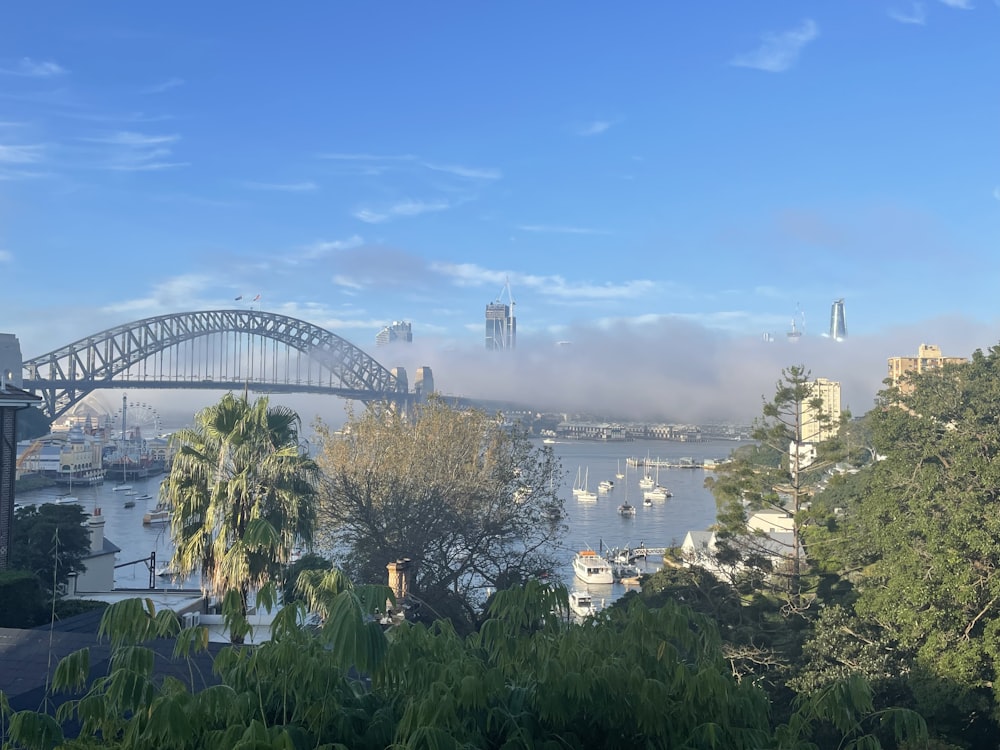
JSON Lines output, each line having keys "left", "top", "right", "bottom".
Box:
{"left": 601, "top": 543, "right": 670, "bottom": 565}
{"left": 626, "top": 456, "right": 704, "bottom": 469}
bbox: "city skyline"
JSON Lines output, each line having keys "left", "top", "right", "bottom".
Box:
{"left": 1, "top": 3, "right": 998, "bottom": 424}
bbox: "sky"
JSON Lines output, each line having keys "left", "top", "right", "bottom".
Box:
{"left": 1, "top": 2, "right": 999, "bottom": 426}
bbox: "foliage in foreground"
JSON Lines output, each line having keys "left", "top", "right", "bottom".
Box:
{"left": 0, "top": 577, "right": 927, "bottom": 750}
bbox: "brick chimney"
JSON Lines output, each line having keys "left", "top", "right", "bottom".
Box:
{"left": 88, "top": 507, "right": 105, "bottom": 554}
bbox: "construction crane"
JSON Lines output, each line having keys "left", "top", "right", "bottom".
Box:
{"left": 486, "top": 277, "right": 517, "bottom": 350}
{"left": 16, "top": 438, "right": 45, "bottom": 472}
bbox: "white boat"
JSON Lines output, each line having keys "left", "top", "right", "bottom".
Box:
{"left": 569, "top": 590, "right": 597, "bottom": 619}
{"left": 55, "top": 495, "right": 80, "bottom": 505}
{"left": 642, "top": 465, "right": 671, "bottom": 501}
{"left": 643, "top": 485, "right": 672, "bottom": 501}
{"left": 643, "top": 496, "right": 652, "bottom": 507}
{"left": 618, "top": 501, "right": 636, "bottom": 517}
{"left": 572, "top": 549, "right": 614, "bottom": 584}
{"left": 598, "top": 479, "right": 614, "bottom": 493}
{"left": 142, "top": 504, "right": 171, "bottom": 525}
{"left": 542, "top": 437, "right": 556, "bottom": 445}
{"left": 575, "top": 467, "right": 597, "bottom": 502}
{"left": 113, "top": 484, "right": 133, "bottom": 492}
{"left": 615, "top": 460, "right": 625, "bottom": 480}
{"left": 134, "top": 493, "right": 153, "bottom": 501}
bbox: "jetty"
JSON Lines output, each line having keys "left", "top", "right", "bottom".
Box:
{"left": 626, "top": 456, "right": 707, "bottom": 469}
{"left": 602, "top": 544, "right": 669, "bottom": 565}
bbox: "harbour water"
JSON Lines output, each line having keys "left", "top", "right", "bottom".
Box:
{"left": 14, "top": 436, "right": 750, "bottom": 604}
{"left": 15, "top": 475, "right": 184, "bottom": 590}
{"left": 547, "top": 437, "right": 750, "bottom": 605}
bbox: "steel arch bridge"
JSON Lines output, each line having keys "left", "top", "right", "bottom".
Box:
{"left": 21, "top": 309, "right": 409, "bottom": 421}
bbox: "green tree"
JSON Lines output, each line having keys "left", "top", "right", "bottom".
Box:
{"left": 707, "top": 365, "right": 845, "bottom": 610}
{"left": 163, "top": 392, "right": 319, "bottom": 641}
{"left": 844, "top": 345, "right": 1000, "bottom": 731}
{"left": 314, "top": 398, "right": 565, "bottom": 631}
{"left": 2, "top": 579, "right": 928, "bottom": 750}
{"left": 10, "top": 503, "right": 90, "bottom": 593}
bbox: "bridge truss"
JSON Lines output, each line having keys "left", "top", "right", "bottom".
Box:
{"left": 22, "top": 309, "right": 407, "bottom": 420}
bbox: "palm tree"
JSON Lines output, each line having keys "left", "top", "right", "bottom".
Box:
{"left": 163, "top": 392, "right": 319, "bottom": 642}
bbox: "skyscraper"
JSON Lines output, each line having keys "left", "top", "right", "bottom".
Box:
{"left": 376, "top": 320, "right": 412, "bottom": 347}
{"left": 486, "top": 280, "right": 516, "bottom": 350}
{"left": 828, "top": 299, "right": 847, "bottom": 341}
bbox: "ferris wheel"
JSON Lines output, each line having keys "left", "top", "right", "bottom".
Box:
{"left": 111, "top": 398, "right": 163, "bottom": 441}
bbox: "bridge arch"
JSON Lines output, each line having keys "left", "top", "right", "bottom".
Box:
{"left": 22, "top": 309, "right": 405, "bottom": 420}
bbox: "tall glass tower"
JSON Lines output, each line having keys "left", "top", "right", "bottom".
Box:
{"left": 829, "top": 299, "right": 847, "bottom": 341}
{"left": 485, "top": 303, "right": 515, "bottom": 350}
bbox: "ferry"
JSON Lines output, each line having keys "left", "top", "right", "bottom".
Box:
{"left": 572, "top": 549, "right": 614, "bottom": 585}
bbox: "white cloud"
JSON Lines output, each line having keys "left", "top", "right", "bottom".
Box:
{"left": 731, "top": 19, "right": 819, "bottom": 72}
{"left": 431, "top": 262, "right": 656, "bottom": 300}
{"left": 353, "top": 199, "right": 450, "bottom": 224}
{"left": 240, "top": 180, "right": 319, "bottom": 192}
{"left": 318, "top": 152, "right": 415, "bottom": 162}
{"left": 86, "top": 131, "right": 188, "bottom": 171}
{"left": 517, "top": 224, "right": 610, "bottom": 235}
{"left": 939, "top": 0, "right": 973, "bottom": 8}
{"left": 298, "top": 235, "right": 364, "bottom": 260}
{"left": 888, "top": 3, "right": 928, "bottom": 23}
{"left": 420, "top": 161, "right": 502, "bottom": 180}
{"left": 2, "top": 58, "right": 66, "bottom": 77}
{"left": 91, "top": 132, "right": 180, "bottom": 147}
{"left": 100, "top": 274, "right": 213, "bottom": 314}
{"left": 0, "top": 144, "right": 44, "bottom": 164}
{"left": 0, "top": 249, "right": 11, "bottom": 262}
{"left": 332, "top": 275, "right": 365, "bottom": 291}
{"left": 578, "top": 120, "right": 612, "bottom": 136}
{"left": 141, "top": 77, "right": 185, "bottom": 94}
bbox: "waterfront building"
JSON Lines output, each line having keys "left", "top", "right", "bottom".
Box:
{"left": 16, "top": 425, "right": 105, "bottom": 482}
{"left": 828, "top": 298, "right": 847, "bottom": 341}
{"left": 888, "top": 344, "right": 968, "bottom": 394}
{"left": 800, "top": 378, "right": 841, "bottom": 444}
{"left": 376, "top": 320, "right": 412, "bottom": 347}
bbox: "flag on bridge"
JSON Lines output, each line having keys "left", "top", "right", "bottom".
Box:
{"left": 252, "top": 293, "right": 261, "bottom": 302}
{"left": 234, "top": 295, "right": 243, "bottom": 301}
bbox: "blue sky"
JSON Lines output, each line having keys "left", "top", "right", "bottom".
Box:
{"left": 2, "top": 2, "right": 998, "bottom": 423}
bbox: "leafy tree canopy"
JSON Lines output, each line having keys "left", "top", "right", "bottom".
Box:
{"left": 1, "top": 578, "right": 928, "bottom": 750}
{"left": 847, "top": 344, "right": 1000, "bottom": 723}
{"left": 10, "top": 502, "right": 90, "bottom": 592}
{"left": 164, "top": 392, "right": 320, "bottom": 641}
{"left": 314, "top": 398, "right": 565, "bottom": 632}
